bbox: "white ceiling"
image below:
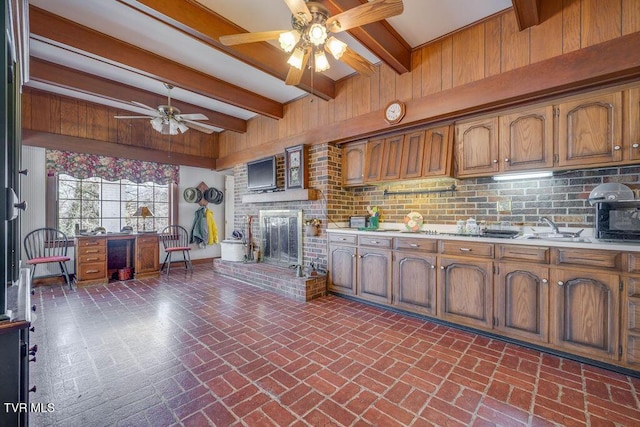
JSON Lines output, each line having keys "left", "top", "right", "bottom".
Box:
{"left": 27, "top": 0, "right": 512, "bottom": 133}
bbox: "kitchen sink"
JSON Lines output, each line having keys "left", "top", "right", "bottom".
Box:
{"left": 517, "top": 233, "right": 591, "bottom": 243}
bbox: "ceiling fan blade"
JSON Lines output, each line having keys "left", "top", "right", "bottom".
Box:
{"left": 337, "top": 46, "right": 376, "bottom": 76}
{"left": 283, "top": 0, "right": 312, "bottom": 22}
{"left": 114, "top": 115, "right": 155, "bottom": 119}
{"left": 326, "top": 0, "right": 404, "bottom": 33}
{"left": 130, "top": 100, "right": 159, "bottom": 112}
{"left": 182, "top": 119, "right": 217, "bottom": 134}
{"left": 285, "top": 49, "right": 310, "bottom": 86}
{"left": 220, "top": 30, "right": 287, "bottom": 46}
{"left": 176, "top": 113, "right": 208, "bottom": 121}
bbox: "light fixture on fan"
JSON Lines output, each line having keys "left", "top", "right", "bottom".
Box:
{"left": 219, "top": 0, "right": 404, "bottom": 86}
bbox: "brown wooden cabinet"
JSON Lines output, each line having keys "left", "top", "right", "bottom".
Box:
{"left": 357, "top": 236, "right": 392, "bottom": 304}
{"left": 557, "top": 91, "right": 623, "bottom": 168}
{"left": 328, "top": 234, "right": 357, "bottom": 296}
{"left": 342, "top": 141, "right": 366, "bottom": 187}
{"left": 364, "top": 139, "right": 384, "bottom": 182}
{"left": 135, "top": 234, "right": 159, "bottom": 278}
{"left": 622, "top": 275, "right": 640, "bottom": 368}
{"left": 499, "top": 106, "right": 554, "bottom": 172}
{"left": 495, "top": 262, "right": 549, "bottom": 343}
{"left": 75, "top": 237, "right": 107, "bottom": 285}
{"left": 422, "top": 125, "right": 453, "bottom": 177}
{"left": 455, "top": 117, "right": 499, "bottom": 177}
{"left": 627, "top": 87, "right": 640, "bottom": 161}
{"left": 379, "top": 134, "right": 404, "bottom": 182}
{"left": 399, "top": 130, "right": 425, "bottom": 179}
{"left": 392, "top": 237, "right": 438, "bottom": 315}
{"left": 549, "top": 268, "right": 620, "bottom": 362}
{"left": 437, "top": 256, "right": 493, "bottom": 330}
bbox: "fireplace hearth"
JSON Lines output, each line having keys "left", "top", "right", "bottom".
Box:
{"left": 259, "top": 210, "right": 303, "bottom": 267}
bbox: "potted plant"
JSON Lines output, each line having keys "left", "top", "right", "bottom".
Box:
{"left": 304, "top": 218, "right": 321, "bottom": 236}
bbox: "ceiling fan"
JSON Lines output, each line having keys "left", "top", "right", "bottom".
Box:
{"left": 219, "top": 0, "right": 404, "bottom": 86}
{"left": 114, "top": 83, "right": 217, "bottom": 135}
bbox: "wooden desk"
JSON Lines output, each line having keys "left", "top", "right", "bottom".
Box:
{"left": 75, "top": 233, "right": 160, "bottom": 286}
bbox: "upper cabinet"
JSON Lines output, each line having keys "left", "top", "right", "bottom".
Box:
{"left": 557, "top": 91, "right": 623, "bottom": 168}
{"left": 455, "top": 117, "right": 499, "bottom": 177}
{"left": 422, "top": 125, "right": 453, "bottom": 177}
{"left": 500, "top": 106, "right": 554, "bottom": 173}
{"left": 342, "top": 140, "right": 366, "bottom": 187}
{"left": 626, "top": 87, "right": 640, "bottom": 161}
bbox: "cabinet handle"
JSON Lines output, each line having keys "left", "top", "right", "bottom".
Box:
{"left": 430, "top": 265, "right": 435, "bottom": 269}
{"left": 86, "top": 269, "right": 100, "bottom": 274}
{"left": 85, "top": 249, "right": 99, "bottom": 253}
{"left": 542, "top": 279, "right": 548, "bottom": 284}
{"left": 351, "top": 254, "right": 355, "bottom": 258}
{"left": 493, "top": 159, "right": 498, "bottom": 163}
{"left": 358, "top": 255, "right": 364, "bottom": 258}
{"left": 29, "top": 386, "right": 36, "bottom": 393}
{"left": 19, "top": 169, "right": 28, "bottom": 176}
{"left": 409, "top": 243, "right": 419, "bottom": 247}
{"left": 370, "top": 241, "right": 378, "bottom": 244}
{"left": 86, "top": 257, "right": 98, "bottom": 261}
{"left": 614, "top": 145, "right": 621, "bottom": 150}
{"left": 633, "top": 143, "right": 639, "bottom": 149}
{"left": 459, "top": 248, "right": 472, "bottom": 252}
{"left": 30, "top": 357, "right": 36, "bottom": 363}
{"left": 558, "top": 281, "right": 564, "bottom": 286}
{"left": 31, "top": 305, "right": 36, "bottom": 312}
{"left": 504, "top": 158, "right": 510, "bottom": 162}
{"left": 440, "top": 266, "right": 445, "bottom": 270}
{"left": 29, "top": 345, "right": 38, "bottom": 355}
{"left": 340, "top": 238, "right": 346, "bottom": 241}
{"left": 14, "top": 201, "right": 27, "bottom": 211}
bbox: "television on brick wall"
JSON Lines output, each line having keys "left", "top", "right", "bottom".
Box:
{"left": 247, "top": 156, "right": 277, "bottom": 191}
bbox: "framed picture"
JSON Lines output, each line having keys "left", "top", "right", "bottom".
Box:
{"left": 285, "top": 144, "right": 308, "bottom": 190}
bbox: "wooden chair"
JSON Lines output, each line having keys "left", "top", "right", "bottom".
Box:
{"left": 23, "top": 227, "right": 72, "bottom": 289}
{"left": 160, "top": 225, "right": 192, "bottom": 274}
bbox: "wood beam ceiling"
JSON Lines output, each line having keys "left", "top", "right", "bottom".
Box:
{"left": 324, "top": 0, "right": 411, "bottom": 74}
{"left": 511, "top": 0, "right": 540, "bottom": 30}
{"left": 30, "top": 58, "right": 247, "bottom": 133}
{"left": 116, "top": 0, "right": 336, "bottom": 100}
{"left": 29, "top": 5, "right": 284, "bottom": 119}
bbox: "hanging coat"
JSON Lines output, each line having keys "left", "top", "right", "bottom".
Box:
{"left": 190, "top": 206, "right": 208, "bottom": 245}
{"left": 205, "top": 208, "right": 219, "bottom": 245}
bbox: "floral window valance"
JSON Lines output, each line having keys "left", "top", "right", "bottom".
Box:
{"left": 46, "top": 150, "right": 180, "bottom": 185}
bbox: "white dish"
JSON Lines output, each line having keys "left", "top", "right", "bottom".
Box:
{"left": 404, "top": 212, "right": 423, "bottom": 232}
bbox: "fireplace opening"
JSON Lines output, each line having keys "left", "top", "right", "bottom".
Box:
{"left": 259, "top": 210, "right": 303, "bottom": 267}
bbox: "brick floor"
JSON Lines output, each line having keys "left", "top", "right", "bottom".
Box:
{"left": 29, "top": 266, "right": 640, "bottom": 426}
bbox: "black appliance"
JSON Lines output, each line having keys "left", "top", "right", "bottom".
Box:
{"left": 595, "top": 201, "right": 640, "bottom": 241}
{"left": 246, "top": 156, "right": 277, "bottom": 191}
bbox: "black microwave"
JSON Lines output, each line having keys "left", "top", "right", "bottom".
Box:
{"left": 595, "top": 201, "right": 640, "bottom": 241}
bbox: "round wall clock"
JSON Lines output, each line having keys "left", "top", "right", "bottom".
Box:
{"left": 384, "top": 100, "right": 405, "bottom": 124}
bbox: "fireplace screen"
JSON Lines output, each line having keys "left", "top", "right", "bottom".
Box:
{"left": 259, "top": 210, "right": 303, "bottom": 266}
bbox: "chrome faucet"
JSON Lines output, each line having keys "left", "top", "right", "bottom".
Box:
{"left": 539, "top": 217, "right": 560, "bottom": 234}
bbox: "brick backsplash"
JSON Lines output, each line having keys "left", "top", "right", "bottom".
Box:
{"left": 234, "top": 144, "right": 640, "bottom": 267}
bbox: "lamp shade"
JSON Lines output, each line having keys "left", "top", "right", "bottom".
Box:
{"left": 133, "top": 206, "right": 154, "bottom": 218}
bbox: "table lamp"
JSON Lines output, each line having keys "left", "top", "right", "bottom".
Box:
{"left": 133, "top": 206, "right": 154, "bottom": 232}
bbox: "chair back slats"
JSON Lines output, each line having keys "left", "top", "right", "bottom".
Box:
{"left": 24, "top": 228, "right": 69, "bottom": 260}
{"left": 160, "top": 225, "right": 190, "bottom": 250}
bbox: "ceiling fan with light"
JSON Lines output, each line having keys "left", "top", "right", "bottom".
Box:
{"left": 219, "top": 0, "right": 404, "bottom": 85}
{"left": 114, "top": 83, "right": 217, "bottom": 135}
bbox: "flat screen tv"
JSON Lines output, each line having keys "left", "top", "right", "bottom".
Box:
{"left": 247, "top": 156, "right": 277, "bottom": 191}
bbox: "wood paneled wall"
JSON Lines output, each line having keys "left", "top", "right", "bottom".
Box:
{"left": 219, "top": 1, "right": 640, "bottom": 164}
{"left": 22, "top": 88, "right": 218, "bottom": 163}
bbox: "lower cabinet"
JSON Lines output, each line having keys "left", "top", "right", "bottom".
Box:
{"left": 549, "top": 268, "right": 620, "bottom": 362}
{"left": 495, "top": 263, "right": 549, "bottom": 343}
{"left": 328, "top": 243, "right": 357, "bottom": 296}
{"left": 135, "top": 234, "right": 160, "bottom": 278}
{"left": 622, "top": 276, "right": 640, "bottom": 368}
{"left": 357, "top": 247, "right": 392, "bottom": 304}
{"left": 392, "top": 251, "right": 437, "bottom": 315}
{"left": 437, "top": 257, "right": 493, "bottom": 330}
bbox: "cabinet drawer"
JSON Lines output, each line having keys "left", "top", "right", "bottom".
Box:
{"left": 77, "top": 238, "right": 106, "bottom": 249}
{"left": 78, "top": 263, "right": 106, "bottom": 280}
{"left": 439, "top": 240, "right": 494, "bottom": 258}
{"left": 79, "top": 252, "right": 106, "bottom": 264}
{"left": 552, "top": 248, "right": 622, "bottom": 270}
{"left": 359, "top": 236, "right": 393, "bottom": 249}
{"left": 329, "top": 233, "right": 357, "bottom": 245}
{"left": 497, "top": 244, "right": 549, "bottom": 263}
{"left": 78, "top": 245, "right": 106, "bottom": 256}
{"left": 394, "top": 237, "right": 437, "bottom": 253}
{"left": 137, "top": 235, "right": 159, "bottom": 245}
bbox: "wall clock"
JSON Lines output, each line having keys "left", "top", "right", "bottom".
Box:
{"left": 285, "top": 144, "right": 308, "bottom": 190}
{"left": 385, "top": 100, "right": 405, "bottom": 124}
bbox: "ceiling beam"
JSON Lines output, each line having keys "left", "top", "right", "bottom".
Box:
{"left": 116, "top": 0, "right": 336, "bottom": 100}
{"left": 324, "top": 0, "right": 411, "bottom": 74}
{"left": 29, "top": 58, "right": 248, "bottom": 133}
{"left": 511, "top": 0, "right": 540, "bottom": 30}
{"left": 29, "top": 5, "right": 284, "bottom": 119}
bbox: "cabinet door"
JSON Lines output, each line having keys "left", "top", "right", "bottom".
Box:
{"left": 364, "top": 139, "right": 384, "bottom": 183}
{"left": 422, "top": 125, "right": 452, "bottom": 177}
{"left": 557, "top": 91, "right": 623, "bottom": 167}
{"left": 136, "top": 235, "right": 159, "bottom": 276}
{"left": 627, "top": 87, "right": 640, "bottom": 161}
{"left": 495, "top": 263, "right": 549, "bottom": 343}
{"left": 380, "top": 134, "right": 404, "bottom": 182}
{"left": 455, "top": 117, "right": 499, "bottom": 177}
{"left": 499, "top": 106, "right": 554, "bottom": 172}
{"left": 550, "top": 269, "right": 619, "bottom": 361}
{"left": 357, "top": 247, "right": 392, "bottom": 304}
{"left": 328, "top": 244, "right": 357, "bottom": 295}
{"left": 342, "top": 141, "right": 366, "bottom": 187}
{"left": 393, "top": 251, "right": 436, "bottom": 316}
{"left": 399, "top": 131, "right": 425, "bottom": 179}
{"left": 437, "top": 257, "right": 493, "bottom": 329}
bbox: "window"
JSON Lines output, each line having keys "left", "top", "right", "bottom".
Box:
{"left": 56, "top": 174, "right": 170, "bottom": 235}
